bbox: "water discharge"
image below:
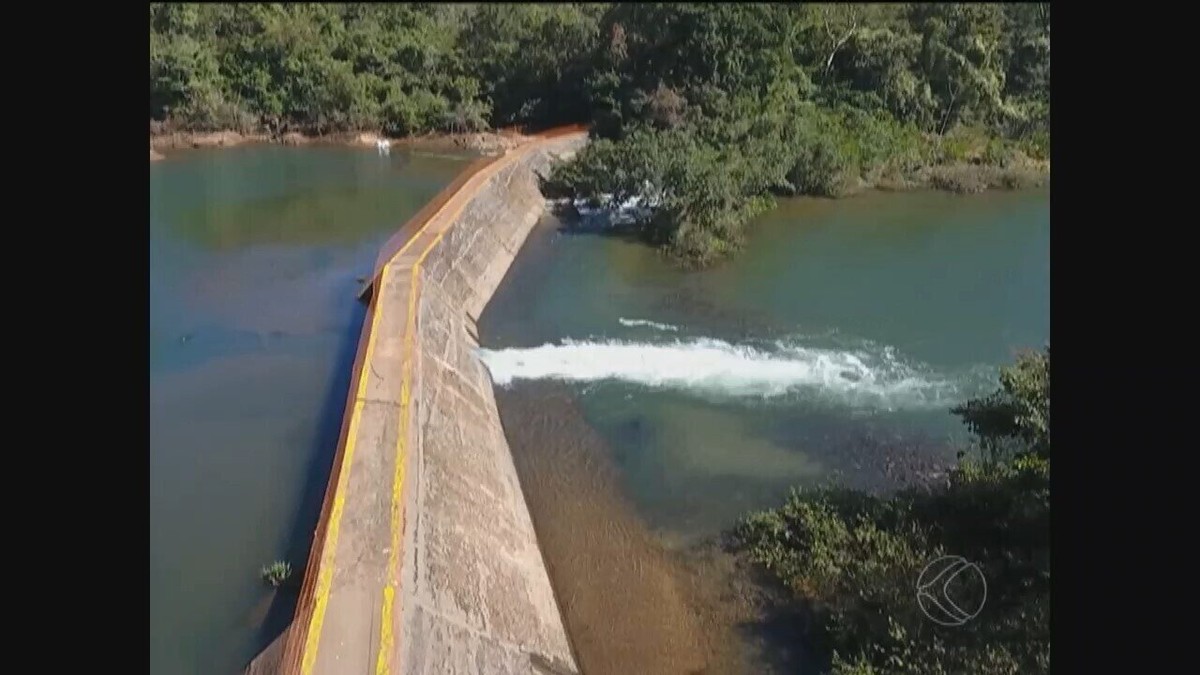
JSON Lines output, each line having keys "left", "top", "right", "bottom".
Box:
{"left": 479, "top": 187, "right": 1049, "bottom": 674}
{"left": 617, "top": 316, "right": 680, "bottom": 331}
{"left": 480, "top": 329, "right": 984, "bottom": 410}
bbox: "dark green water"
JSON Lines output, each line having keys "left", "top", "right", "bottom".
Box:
{"left": 480, "top": 187, "right": 1050, "bottom": 542}
{"left": 149, "top": 146, "right": 465, "bottom": 675}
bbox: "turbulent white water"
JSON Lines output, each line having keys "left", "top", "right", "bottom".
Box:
{"left": 565, "top": 193, "right": 657, "bottom": 226}
{"left": 618, "top": 317, "right": 680, "bottom": 332}
{"left": 479, "top": 332, "right": 986, "bottom": 410}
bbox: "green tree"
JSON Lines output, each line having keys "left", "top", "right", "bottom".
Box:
{"left": 461, "top": 3, "right": 605, "bottom": 127}
{"left": 150, "top": 3, "right": 1050, "bottom": 262}
{"left": 735, "top": 348, "right": 1051, "bottom": 674}
{"left": 952, "top": 346, "right": 1050, "bottom": 462}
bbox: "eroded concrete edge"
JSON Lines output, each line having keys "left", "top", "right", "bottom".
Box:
{"left": 251, "top": 130, "right": 587, "bottom": 675}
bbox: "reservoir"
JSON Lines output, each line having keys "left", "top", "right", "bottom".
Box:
{"left": 149, "top": 145, "right": 466, "bottom": 675}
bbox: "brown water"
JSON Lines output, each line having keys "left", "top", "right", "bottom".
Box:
{"left": 496, "top": 385, "right": 807, "bottom": 674}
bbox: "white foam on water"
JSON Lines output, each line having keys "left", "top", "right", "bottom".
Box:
{"left": 570, "top": 193, "right": 657, "bottom": 226}
{"left": 618, "top": 317, "right": 680, "bottom": 332}
{"left": 478, "top": 335, "right": 978, "bottom": 410}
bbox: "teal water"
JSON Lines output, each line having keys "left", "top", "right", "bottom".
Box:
{"left": 479, "top": 188, "right": 1048, "bottom": 672}
{"left": 480, "top": 186, "right": 1049, "bottom": 558}
{"left": 149, "top": 146, "right": 466, "bottom": 675}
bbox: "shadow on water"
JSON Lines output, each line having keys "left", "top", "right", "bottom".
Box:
{"left": 729, "top": 561, "right": 828, "bottom": 675}
{"left": 248, "top": 283, "right": 368, "bottom": 660}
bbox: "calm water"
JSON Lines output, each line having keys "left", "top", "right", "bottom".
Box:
{"left": 478, "top": 188, "right": 1050, "bottom": 672}
{"left": 149, "top": 146, "right": 466, "bottom": 675}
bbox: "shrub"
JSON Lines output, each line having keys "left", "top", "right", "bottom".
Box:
{"left": 787, "top": 133, "right": 854, "bottom": 197}
{"left": 260, "top": 560, "right": 292, "bottom": 588}
{"left": 174, "top": 89, "right": 260, "bottom": 134}
{"left": 735, "top": 348, "right": 1051, "bottom": 675}
{"left": 1021, "top": 129, "right": 1051, "bottom": 161}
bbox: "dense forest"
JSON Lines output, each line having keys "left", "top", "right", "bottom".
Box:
{"left": 150, "top": 2, "right": 1049, "bottom": 264}
{"left": 737, "top": 347, "right": 1051, "bottom": 674}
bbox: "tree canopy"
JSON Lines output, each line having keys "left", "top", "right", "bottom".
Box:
{"left": 150, "top": 3, "right": 1050, "bottom": 264}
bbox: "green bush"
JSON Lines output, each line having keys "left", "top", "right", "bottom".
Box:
{"left": 1022, "top": 129, "right": 1051, "bottom": 161}
{"left": 952, "top": 347, "right": 1050, "bottom": 461}
{"left": 787, "top": 133, "right": 854, "bottom": 197}
{"left": 260, "top": 560, "right": 292, "bottom": 588}
{"left": 983, "top": 138, "right": 1015, "bottom": 167}
{"left": 735, "top": 347, "right": 1051, "bottom": 675}
{"left": 174, "top": 89, "right": 259, "bottom": 133}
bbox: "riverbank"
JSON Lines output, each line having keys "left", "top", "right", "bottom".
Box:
{"left": 552, "top": 162, "right": 1050, "bottom": 247}
{"left": 148, "top": 127, "right": 1049, "bottom": 200}
{"left": 870, "top": 155, "right": 1050, "bottom": 196}
{"left": 149, "top": 127, "right": 530, "bottom": 161}
{"left": 734, "top": 348, "right": 1052, "bottom": 675}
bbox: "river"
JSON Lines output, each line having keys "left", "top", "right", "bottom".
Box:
{"left": 477, "top": 187, "right": 1050, "bottom": 673}
{"left": 149, "top": 145, "right": 467, "bottom": 675}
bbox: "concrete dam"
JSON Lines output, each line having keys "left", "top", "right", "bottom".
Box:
{"left": 247, "top": 127, "right": 589, "bottom": 675}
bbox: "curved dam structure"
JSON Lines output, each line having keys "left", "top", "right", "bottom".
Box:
{"left": 255, "top": 128, "right": 589, "bottom": 675}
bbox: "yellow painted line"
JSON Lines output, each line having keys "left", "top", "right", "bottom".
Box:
{"left": 300, "top": 138, "right": 544, "bottom": 675}
{"left": 373, "top": 254, "right": 417, "bottom": 675}
{"left": 373, "top": 141, "right": 539, "bottom": 675}
{"left": 298, "top": 264, "right": 387, "bottom": 675}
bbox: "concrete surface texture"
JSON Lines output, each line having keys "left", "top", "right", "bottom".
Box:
{"left": 264, "top": 130, "right": 587, "bottom": 675}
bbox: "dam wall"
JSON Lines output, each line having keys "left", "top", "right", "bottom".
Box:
{"left": 260, "top": 128, "right": 588, "bottom": 675}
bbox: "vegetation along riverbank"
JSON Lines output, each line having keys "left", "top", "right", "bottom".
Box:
{"left": 150, "top": 3, "right": 1049, "bottom": 264}
{"left": 151, "top": 4, "right": 1051, "bottom": 674}
{"left": 734, "top": 347, "right": 1051, "bottom": 675}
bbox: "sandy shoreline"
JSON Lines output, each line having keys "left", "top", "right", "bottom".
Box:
{"left": 149, "top": 126, "right": 1048, "bottom": 197}
{"left": 149, "top": 128, "right": 530, "bottom": 161}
